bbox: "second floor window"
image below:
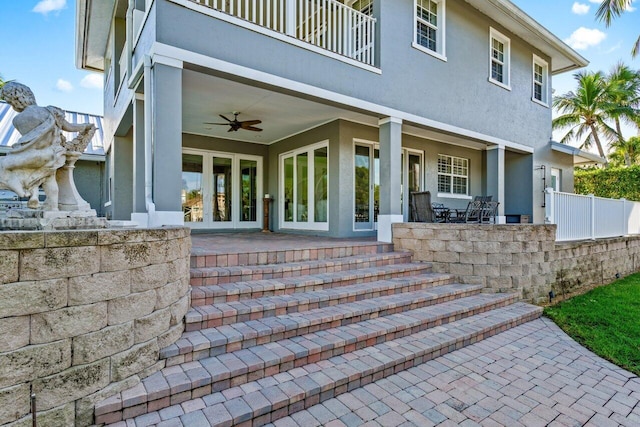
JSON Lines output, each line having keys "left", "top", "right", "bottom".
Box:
{"left": 532, "top": 54, "right": 549, "bottom": 106}
{"left": 414, "top": 0, "right": 446, "bottom": 60}
{"left": 438, "top": 154, "right": 468, "bottom": 196}
{"left": 489, "top": 28, "right": 510, "bottom": 89}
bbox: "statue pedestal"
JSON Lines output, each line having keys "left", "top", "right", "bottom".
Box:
{"left": 1, "top": 209, "right": 108, "bottom": 230}
{"left": 57, "top": 151, "right": 92, "bottom": 211}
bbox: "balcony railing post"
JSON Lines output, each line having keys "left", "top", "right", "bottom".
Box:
{"left": 286, "top": 0, "right": 296, "bottom": 36}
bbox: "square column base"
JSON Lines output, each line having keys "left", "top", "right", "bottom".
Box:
{"left": 131, "top": 211, "right": 184, "bottom": 228}
{"left": 377, "top": 214, "right": 404, "bottom": 243}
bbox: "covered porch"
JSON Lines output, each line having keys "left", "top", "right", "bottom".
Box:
{"left": 114, "top": 58, "right": 535, "bottom": 241}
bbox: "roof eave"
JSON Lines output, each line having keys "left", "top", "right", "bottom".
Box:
{"left": 465, "top": 0, "right": 589, "bottom": 75}
{"left": 550, "top": 141, "right": 606, "bottom": 165}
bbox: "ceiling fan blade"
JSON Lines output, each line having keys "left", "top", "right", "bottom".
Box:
{"left": 203, "top": 122, "right": 231, "bottom": 125}
{"left": 244, "top": 126, "right": 263, "bottom": 132}
{"left": 227, "top": 127, "right": 237, "bottom": 132}
{"left": 219, "top": 114, "right": 232, "bottom": 122}
{"left": 239, "top": 120, "right": 262, "bottom": 127}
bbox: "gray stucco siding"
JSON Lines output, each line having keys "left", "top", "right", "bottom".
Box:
{"left": 154, "top": 0, "right": 552, "bottom": 149}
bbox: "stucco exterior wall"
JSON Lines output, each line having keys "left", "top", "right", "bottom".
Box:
{"left": 152, "top": 0, "right": 552, "bottom": 149}
{"left": 0, "top": 227, "right": 191, "bottom": 426}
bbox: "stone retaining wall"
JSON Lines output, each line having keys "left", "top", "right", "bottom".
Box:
{"left": 393, "top": 223, "right": 640, "bottom": 303}
{"left": 554, "top": 236, "right": 640, "bottom": 298}
{"left": 0, "top": 227, "right": 191, "bottom": 426}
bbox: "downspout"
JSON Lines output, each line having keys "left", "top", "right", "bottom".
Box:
{"left": 144, "top": 55, "right": 156, "bottom": 217}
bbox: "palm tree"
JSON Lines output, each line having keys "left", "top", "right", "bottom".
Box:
{"left": 553, "top": 71, "right": 621, "bottom": 165}
{"left": 595, "top": 0, "right": 640, "bottom": 57}
{"left": 609, "top": 135, "right": 640, "bottom": 166}
{"left": 605, "top": 63, "right": 640, "bottom": 164}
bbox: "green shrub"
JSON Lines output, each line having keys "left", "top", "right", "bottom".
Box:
{"left": 574, "top": 165, "right": 640, "bottom": 200}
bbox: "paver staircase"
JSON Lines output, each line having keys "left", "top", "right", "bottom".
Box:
{"left": 95, "top": 240, "right": 542, "bottom": 426}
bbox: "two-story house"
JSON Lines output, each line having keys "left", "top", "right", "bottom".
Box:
{"left": 76, "top": 0, "right": 595, "bottom": 240}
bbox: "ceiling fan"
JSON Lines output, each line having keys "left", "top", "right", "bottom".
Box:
{"left": 205, "top": 112, "right": 263, "bottom": 132}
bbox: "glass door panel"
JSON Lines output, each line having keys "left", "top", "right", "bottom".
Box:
{"left": 240, "top": 159, "right": 257, "bottom": 222}
{"left": 212, "top": 157, "right": 232, "bottom": 222}
{"left": 182, "top": 153, "right": 204, "bottom": 223}
{"left": 284, "top": 156, "right": 294, "bottom": 222}
{"left": 354, "top": 145, "right": 371, "bottom": 229}
{"left": 296, "top": 153, "right": 309, "bottom": 222}
{"left": 314, "top": 147, "right": 328, "bottom": 223}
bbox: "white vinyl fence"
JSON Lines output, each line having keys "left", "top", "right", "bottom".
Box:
{"left": 545, "top": 188, "right": 640, "bottom": 241}
{"left": 191, "top": 0, "right": 376, "bottom": 66}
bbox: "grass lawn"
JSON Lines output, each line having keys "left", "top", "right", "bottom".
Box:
{"left": 544, "top": 274, "right": 640, "bottom": 376}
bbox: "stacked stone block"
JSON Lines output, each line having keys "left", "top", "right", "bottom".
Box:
{"left": 554, "top": 236, "right": 640, "bottom": 297}
{"left": 0, "top": 227, "right": 191, "bottom": 426}
{"left": 393, "top": 224, "right": 557, "bottom": 303}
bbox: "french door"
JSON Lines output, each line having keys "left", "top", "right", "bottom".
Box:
{"left": 353, "top": 141, "right": 423, "bottom": 230}
{"left": 279, "top": 142, "right": 329, "bottom": 231}
{"left": 182, "top": 149, "right": 262, "bottom": 229}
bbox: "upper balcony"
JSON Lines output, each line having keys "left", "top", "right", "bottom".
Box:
{"left": 188, "top": 0, "right": 376, "bottom": 67}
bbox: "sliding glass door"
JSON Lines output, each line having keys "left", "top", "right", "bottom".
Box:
{"left": 182, "top": 149, "right": 262, "bottom": 229}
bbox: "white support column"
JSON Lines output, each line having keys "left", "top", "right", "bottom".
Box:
{"left": 377, "top": 117, "right": 403, "bottom": 242}
{"left": 132, "top": 55, "right": 184, "bottom": 228}
{"left": 486, "top": 145, "right": 505, "bottom": 223}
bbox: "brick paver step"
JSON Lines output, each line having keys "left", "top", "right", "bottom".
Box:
{"left": 188, "top": 272, "right": 454, "bottom": 329}
{"left": 164, "top": 285, "right": 504, "bottom": 366}
{"left": 189, "top": 252, "right": 414, "bottom": 286}
{"left": 183, "top": 281, "right": 484, "bottom": 338}
{"left": 190, "top": 241, "right": 395, "bottom": 269}
{"left": 190, "top": 262, "right": 436, "bottom": 306}
{"left": 99, "top": 303, "right": 542, "bottom": 426}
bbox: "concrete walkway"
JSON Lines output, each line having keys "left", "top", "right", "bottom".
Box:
{"left": 266, "top": 318, "right": 640, "bottom": 427}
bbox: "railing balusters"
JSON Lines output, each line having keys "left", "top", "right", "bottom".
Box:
{"left": 187, "top": 0, "right": 376, "bottom": 66}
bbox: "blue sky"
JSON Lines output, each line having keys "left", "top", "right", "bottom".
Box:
{"left": 1, "top": 0, "right": 638, "bottom": 140}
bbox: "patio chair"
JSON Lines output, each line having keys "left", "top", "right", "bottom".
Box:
{"left": 410, "top": 191, "right": 444, "bottom": 223}
{"left": 473, "top": 195, "right": 493, "bottom": 202}
{"left": 480, "top": 201, "right": 500, "bottom": 224}
{"left": 450, "top": 200, "right": 485, "bottom": 223}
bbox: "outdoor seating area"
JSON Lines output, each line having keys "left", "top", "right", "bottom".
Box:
{"left": 410, "top": 192, "right": 499, "bottom": 224}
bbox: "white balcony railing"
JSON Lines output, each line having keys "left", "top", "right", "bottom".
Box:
{"left": 191, "top": 0, "right": 376, "bottom": 66}
{"left": 545, "top": 188, "right": 640, "bottom": 241}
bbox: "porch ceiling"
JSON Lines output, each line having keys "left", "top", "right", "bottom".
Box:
{"left": 182, "top": 70, "right": 501, "bottom": 151}
{"left": 182, "top": 70, "right": 377, "bottom": 144}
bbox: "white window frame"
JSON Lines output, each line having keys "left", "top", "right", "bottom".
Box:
{"left": 437, "top": 154, "right": 470, "bottom": 199}
{"left": 532, "top": 54, "right": 549, "bottom": 107}
{"left": 412, "top": 0, "right": 447, "bottom": 62}
{"left": 488, "top": 27, "right": 511, "bottom": 90}
{"left": 279, "top": 141, "right": 330, "bottom": 232}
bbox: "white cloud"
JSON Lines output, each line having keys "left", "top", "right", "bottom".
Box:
{"left": 564, "top": 27, "right": 607, "bottom": 50}
{"left": 80, "top": 74, "right": 103, "bottom": 89}
{"left": 32, "top": 0, "right": 67, "bottom": 15}
{"left": 55, "top": 79, "right": 73, "bottom": 92}
{"left": 572, "top": 2, "right": 590, "bottom": 15}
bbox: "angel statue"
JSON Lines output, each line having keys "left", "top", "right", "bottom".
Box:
{"left": 0, "top": 81, "right": 96, "bottom": 211}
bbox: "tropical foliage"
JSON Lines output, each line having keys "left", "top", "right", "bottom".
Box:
{"left": 574, "top": 165, "right": 640, "bottom": 200}
{"left": 553, "top": 65, "right": 640, "bottom": 166}
{"left": 609, "top": 136, "right": 640, "bottom": 167}
{"left": 595, "top": 0, "right": 640, "bottom": 57}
